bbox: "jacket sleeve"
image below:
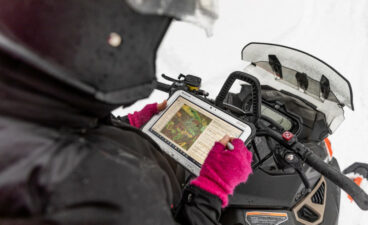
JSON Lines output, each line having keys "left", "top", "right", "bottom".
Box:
{"left": 105, "top": 113, "right": 130, "bottom": 125}
{"left": 105, "top": 114, "right": 223, "bottom": 225}
{"left": 116, "top": 115, "right": 130, "bottom": 124}
{"left": 174, "top": 185, "right": 222, "bottom": 225}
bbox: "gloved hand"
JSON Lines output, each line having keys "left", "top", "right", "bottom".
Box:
{"left": 128, "top": 100, "right": 167, "bottom": 128}
{"left": 191, "top": 135, "right": 253, "bottom": 207}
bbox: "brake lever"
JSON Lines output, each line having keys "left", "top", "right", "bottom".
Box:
{"left": 343, "top": 162, "right": 368, "bottom": 179}
{"left": 162, "top": 74, "right": 180, "bottom": 83}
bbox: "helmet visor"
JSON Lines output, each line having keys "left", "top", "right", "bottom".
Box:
{"left": 126, "top": 0, "right": 219, "bottom": 36}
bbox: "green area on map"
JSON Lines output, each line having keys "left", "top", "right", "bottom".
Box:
{"left": 161, "top": 104, "right": 212, "bottom": 150}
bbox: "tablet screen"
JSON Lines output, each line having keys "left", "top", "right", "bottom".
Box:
{"left": 150, "top": 96, "right": 243, "bottom": 166}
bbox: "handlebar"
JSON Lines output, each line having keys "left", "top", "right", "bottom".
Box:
{"left": 304, "top": 151, "right": 368, "bottom": 210}
{"left": 259, "top": 126, "right": 368, "bottom": 210}
{"left": 215, "top": 71, "right": 261, "bottom": 123}
{"left": 156, "top": 81, "right": 171, "bottom": 93}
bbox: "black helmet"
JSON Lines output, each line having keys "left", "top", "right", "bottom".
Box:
{"left": 0, "top": 0, "right": 218, "bottom": 105}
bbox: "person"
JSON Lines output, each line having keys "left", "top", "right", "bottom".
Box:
{"left": 0, "top": 1, "right": 253, "bottom": 224}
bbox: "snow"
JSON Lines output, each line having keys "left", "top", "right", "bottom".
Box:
{"left": 114, "top": 0, "right": 368, "bottom": 223}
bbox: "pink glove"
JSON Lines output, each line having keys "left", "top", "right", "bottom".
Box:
{"left": 128, "top": 103, "right": 158, "bottom": 128}
{"left": 128, "top": 100, "right": 167, "bottom": 128}
{"left": 191, "top": 138, "right": 253, "bottom": 207}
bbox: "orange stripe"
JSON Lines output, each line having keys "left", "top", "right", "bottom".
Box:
{"left": 348, "top": 177, "right": 363, "bottom": 202}
{"left": 247, "top": 212, "right": 287, "bottom": 217}
{"left": 348, "top": 195, "right": 353, "bottom": 202}
{"left": 354, "top": 177, "right": 363, "bottom": 186}
{"left": 324, "top": 138, "right": 333, "bottom": 157}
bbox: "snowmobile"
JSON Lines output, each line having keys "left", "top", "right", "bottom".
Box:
{"left": 156, "top": 42, "right": 368, "bottom": 225}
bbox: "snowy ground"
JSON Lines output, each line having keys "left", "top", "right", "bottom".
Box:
{"left": 114, "top": 0, "right": 368, "bottom": 224}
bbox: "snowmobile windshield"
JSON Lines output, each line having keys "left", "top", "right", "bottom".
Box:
{"left": 241, "top": 43, "right": 354, "bottom": 133}
{"left": 126, "top": 0, "right": 218, "bottom": 36}
{"left": 241, "top": 43, "right": 354, "bottom": 110}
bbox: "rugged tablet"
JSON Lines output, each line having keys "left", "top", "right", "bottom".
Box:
{"left": 143, "top": 90, "right": 254, "bottom": 175}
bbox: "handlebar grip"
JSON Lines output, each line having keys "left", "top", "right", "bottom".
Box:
{"left": 304, "top": 150, "right": 368, "bottom": 210}
{"left": 156, "top": 81, "right": 171, "bottom": 93}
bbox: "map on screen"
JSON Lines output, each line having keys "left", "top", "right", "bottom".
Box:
{"left": 160, "top": 104, "right": 212, "bottom": 151}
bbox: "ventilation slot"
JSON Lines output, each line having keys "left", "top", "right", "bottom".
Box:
{"left": 297, "top": 205, "right": 319, "bottom": 223}
{"left": 311, "top": 182, "right": 325, "bottom": 204}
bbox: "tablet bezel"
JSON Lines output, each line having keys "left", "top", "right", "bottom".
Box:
{"left": 142, "top": 90, "right": 254, "bottom": 176}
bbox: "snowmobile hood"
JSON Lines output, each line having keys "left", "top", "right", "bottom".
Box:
{"left": 241, "top": 42, "right": 354, "bottom": 133}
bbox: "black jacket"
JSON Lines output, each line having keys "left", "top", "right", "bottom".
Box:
{"left": 0, "top": 54, "right": 222, "bottom": 225}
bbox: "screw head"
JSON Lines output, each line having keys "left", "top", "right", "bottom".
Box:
{"left": 285, "top": 153, "right": 295, "bottom": 162}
